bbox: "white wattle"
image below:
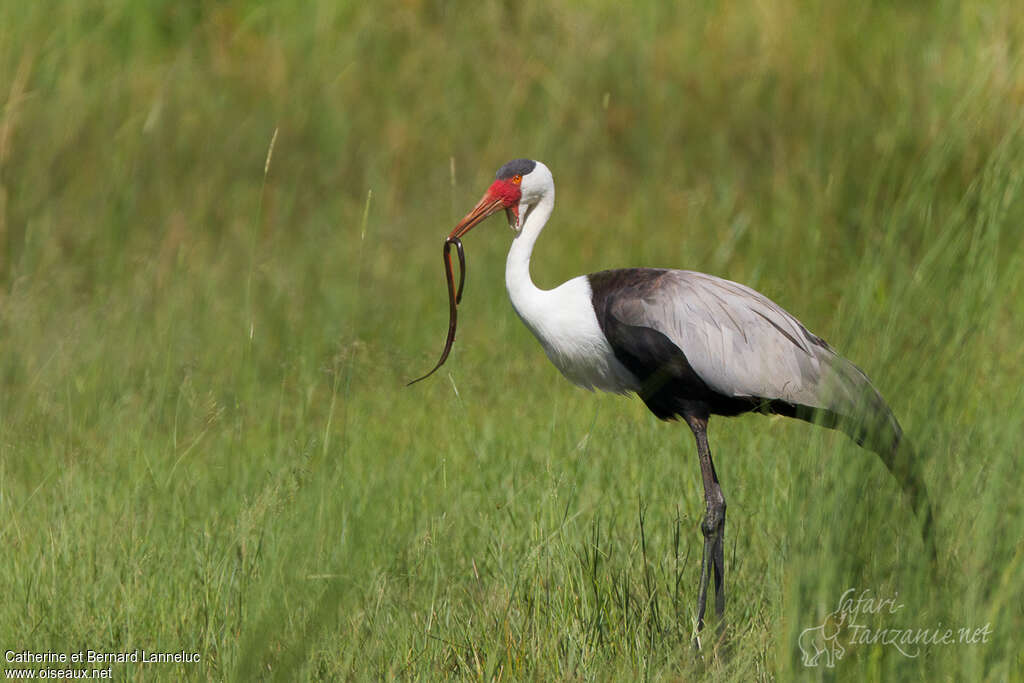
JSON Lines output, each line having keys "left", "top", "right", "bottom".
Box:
{"left": 504, "top": 186, "right": 637, "bottom": 394}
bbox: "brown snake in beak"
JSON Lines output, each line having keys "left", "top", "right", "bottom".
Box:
{"left": 407, "top": 236, "right": 466, "bottom": 385}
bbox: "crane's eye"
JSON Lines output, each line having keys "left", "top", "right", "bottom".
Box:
{"left": 511, "top": 175, "right": 522, "bottom": 184}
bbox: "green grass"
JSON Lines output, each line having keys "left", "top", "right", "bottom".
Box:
{"left": 1, "top": 0, "right": 1023, "bottom": 680}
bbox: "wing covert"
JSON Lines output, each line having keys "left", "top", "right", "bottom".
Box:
{"left": 603, "top": 269, "right": 856, "bottom": 412}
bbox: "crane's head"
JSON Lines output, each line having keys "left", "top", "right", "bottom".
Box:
{"left": 449, "top": 159, "right": 553, "bottom": 240}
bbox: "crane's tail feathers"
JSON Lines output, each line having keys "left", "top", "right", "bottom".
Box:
{"left": 885, "top": 435, "right": 937, "bottom": 562}
{"left": 814, "top": 356, "right": 938, "bottom": 563}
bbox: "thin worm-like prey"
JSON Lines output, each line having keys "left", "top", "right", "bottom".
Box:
{"left": 407, "top": 237, "right": 466, "bottom": 385}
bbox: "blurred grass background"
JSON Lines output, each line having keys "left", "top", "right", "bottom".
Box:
{"left": 1, "top": 0, "right": 1022, "bottom": 680}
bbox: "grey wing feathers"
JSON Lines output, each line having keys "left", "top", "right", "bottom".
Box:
{"left": 608, "top": 270, "right": 879, "bottom": 417}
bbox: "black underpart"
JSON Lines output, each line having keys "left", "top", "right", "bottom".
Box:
{"left": 495, "top": 158, "right": 536, "bottom": 180}
{"left": 602, "top": 311, "right": 833, "bottom": 426}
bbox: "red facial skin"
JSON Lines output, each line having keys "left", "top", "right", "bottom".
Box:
{"left": 449, "top": 178, "right": 523, "bottom": 240}
{"left": 489, "top": 179, "right": 522, "bottom": 207}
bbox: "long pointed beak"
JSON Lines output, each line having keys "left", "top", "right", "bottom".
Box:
{"left": 449, "top": 191, "right": 507, "bottom": 240}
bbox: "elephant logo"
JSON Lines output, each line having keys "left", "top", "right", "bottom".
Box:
{"left": 799, "top": 608, "right": 848, "bottom": 667}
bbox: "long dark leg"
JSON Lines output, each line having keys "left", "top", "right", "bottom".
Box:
{"left": 684, "top": 409, "right": 726, "bottom": 643}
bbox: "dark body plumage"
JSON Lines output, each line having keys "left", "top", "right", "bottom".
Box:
{"left": 589, "top": 268, "right": 888, "bottom": 440}
{"left": 590, "top": 268, "right": 811, "bottom": 421}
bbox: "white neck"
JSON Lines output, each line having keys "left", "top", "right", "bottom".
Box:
{"left": 501, "top": 183, "right": 637, "bottom": 394}
{"left": 505, "top": 189, "right": 555, "bottom": 312}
